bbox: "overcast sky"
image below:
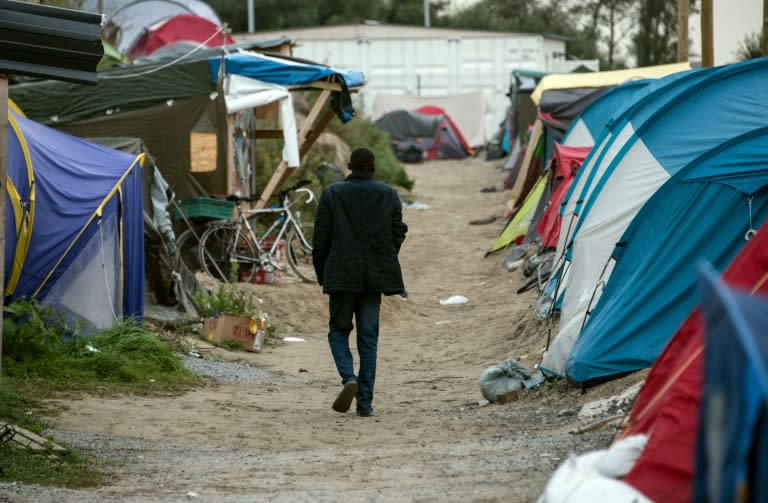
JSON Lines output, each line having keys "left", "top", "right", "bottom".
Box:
{"left": 691, "top": 0, "right": 763, "bottom": 65}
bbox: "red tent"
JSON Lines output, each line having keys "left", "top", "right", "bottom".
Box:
{"left": 617, "top": 222, "right": 768, "bottom": 503}
{"left": 414, "top": 105, "right": 474, "bottom": 160}
{"left": 533, "top": 144, "right": 590, "bottom": 249}
{"left": 129, "top": 14, "right": 234, "bottom": 58}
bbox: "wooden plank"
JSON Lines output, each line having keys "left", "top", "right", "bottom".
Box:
{"left": 1, "top": 423, "right": 67, "bottom": 452}
{"left": 253, "top": 129, "right": 284, "bottom": 139}
{"left": 255, "top": 89, "right": 333, "bottom": 208}
{"left": 226, "top": 114, "right": 238, "bottom": 195}
{"left": 300, "top": 107, "right": 336, "bottom": 158}
{"left": 298, "top": 88, "right": 331, "bottom": 145}
{"left": 292, "top": 81, "right": 342, "bottom": 92}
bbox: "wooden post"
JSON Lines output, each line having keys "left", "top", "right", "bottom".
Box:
{"left": 226, "top": 113, "right": 239, "bottom": 196}
{"left": 677, "top": 0, "right": 689, "bottom": 62}
{"left": 701, "top": 0, "right": 714, "bottom": 67}
{"left": 0, "top": 77, "right": 7, "bottom": 380}
{"left": 764, "top": 0, "right": 768, "bottom": 56}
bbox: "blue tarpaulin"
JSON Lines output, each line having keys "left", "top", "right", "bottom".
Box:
{"left": 209, "top": 52, "right": 365, "bottom": 122}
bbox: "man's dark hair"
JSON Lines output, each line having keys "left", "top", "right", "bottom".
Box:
{"left": 349, "top": 147, "right": 375, "bottom": 173}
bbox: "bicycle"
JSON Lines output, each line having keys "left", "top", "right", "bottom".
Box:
{"left": 197, "top": 179, "right": 317, "bottom": 284}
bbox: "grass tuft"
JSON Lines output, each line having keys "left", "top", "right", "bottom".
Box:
{"left": 0, "top": 298, "right": 202, "bottom": 487}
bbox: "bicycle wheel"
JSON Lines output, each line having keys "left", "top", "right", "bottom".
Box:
{"left": 176, "top": 228, "right": 203, "bottom": 272}
{"left": 199, "top": 223, "right": 258, "bottom": 283}
{"left": 286, "top": 225, "right": 316, "bottom": 283}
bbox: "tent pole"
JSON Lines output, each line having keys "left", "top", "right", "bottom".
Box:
{"left": 0, "top": 76, "right": 7, "bottom": 380}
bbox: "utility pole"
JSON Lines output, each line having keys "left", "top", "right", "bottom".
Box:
{"left": 423, "top": 0, "right": 430, "bottom": 28}
{"left": 248, "top": 0, "right": 255, "bottom": 33}
{"left": 701, "top": 0, "right": 714, "bottom": 67}
{"left": 677, "top": 0, "right": 689, "bottom": 62}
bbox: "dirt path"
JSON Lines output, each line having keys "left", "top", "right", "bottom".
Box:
{"left": 4, "top": 158, "right": 643, "bottom": 502}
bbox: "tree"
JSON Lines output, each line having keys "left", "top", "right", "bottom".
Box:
{"left": 570, "top": 0, "right": 634, "bottom": 69}
{"left": 444, "top": 0, "right": 600, "bottom": 61}
{"left": 632, "top": 0, "right": 679, "bottom": 66}
{"left": 735, "top": 31, "right": 764, "bottom": 61}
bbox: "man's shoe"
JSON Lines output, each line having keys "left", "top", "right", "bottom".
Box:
{"left": 356, "top": 408, "right": 373, "bottom": 417}
{"left": 332, "top": 380, "right": 358, "bottom": 413}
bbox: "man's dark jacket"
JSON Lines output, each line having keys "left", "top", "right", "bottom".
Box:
{"left": 313, "top": 171, "right": 407, "bottom": 295}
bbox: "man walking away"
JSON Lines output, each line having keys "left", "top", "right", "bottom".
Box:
{"left": 312, "top": 147, "right": 408, "bottom": 417}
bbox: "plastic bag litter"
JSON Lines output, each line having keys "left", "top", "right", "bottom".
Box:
{"left": 536, "top": 434, "right": 650, "bottom": 503}
{"left": 479, "top": 358, "right": 532, "bottom": 402}
{"left": 439, "top": 295, "right": 468, "bottom": 305}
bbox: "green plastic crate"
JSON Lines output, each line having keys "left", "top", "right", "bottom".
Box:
{"left": 174, "top": 197, "right": 235, "bottom": 221}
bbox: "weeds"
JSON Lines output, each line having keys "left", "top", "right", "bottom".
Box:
{"left": 193, "top": 281, "right": 265, "bottom": 319}
{"left": 0, "top": 298, "right": 201, "bottom": 487}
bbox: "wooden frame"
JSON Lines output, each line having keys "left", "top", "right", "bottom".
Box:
{"left": 222, "top": 76, "right": 362, "bottom": 209}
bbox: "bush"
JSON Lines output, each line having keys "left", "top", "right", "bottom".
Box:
{"left": 324, "top": 114, "right": 414, "bottom": 191}
{"left": 193, "top": 281, "right": 265, "bottom": 319}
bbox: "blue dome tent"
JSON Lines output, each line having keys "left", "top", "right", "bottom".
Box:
{"left": 542, "top": 57, "right": 768, "bottom": 376}
{"left": 5, "top": 107, "right": 145, "bottom": 330}
{"left": 566, "top": 127, "right": 768, "bottom": 384}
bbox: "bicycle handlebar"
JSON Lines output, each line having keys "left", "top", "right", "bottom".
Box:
{"left": 278, "top": 179, "right": 312, "bottom": 198}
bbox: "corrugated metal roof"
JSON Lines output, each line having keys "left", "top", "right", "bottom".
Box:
{"left": 0, "top": 0, "right": 103, "bottom": 84}
{"left": 237, "top": 23, "right": 562, "bottom": 43}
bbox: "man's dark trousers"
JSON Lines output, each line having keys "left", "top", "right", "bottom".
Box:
{"left": 327, "top": 292, "right": 381, "bottom": 414}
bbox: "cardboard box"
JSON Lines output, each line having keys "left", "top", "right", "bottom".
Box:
{"left": 202, "top": 314, "right": 261, "bottom": 352}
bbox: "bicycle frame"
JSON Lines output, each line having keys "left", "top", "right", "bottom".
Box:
{"left": 240, "top": 187, "right": 314, "bottom": 259}
{"left": 198, "top": 184, "right": 316, "bottom": 283}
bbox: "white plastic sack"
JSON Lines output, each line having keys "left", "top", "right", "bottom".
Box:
{"left": 536, "top": 434, "right": 650, "bottom": 503}
{"left": 538, "top": 475, "right": 653, "bottom": 503}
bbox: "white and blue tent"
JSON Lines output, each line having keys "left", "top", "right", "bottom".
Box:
{"left": 538, "top": 68, "right": 695, "bottom": 317}
{"left": 541, "top": 57, "right": 768, "bottom": 376}
{"left": 561, "top": 79, "right": 653, "bottom": 148}
{"left": 565, "top": 127, "right": 768, "bottom": 384}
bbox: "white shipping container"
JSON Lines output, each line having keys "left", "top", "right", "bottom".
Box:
{"left": 240, "top": 24, "right": 594, "bottom": 146}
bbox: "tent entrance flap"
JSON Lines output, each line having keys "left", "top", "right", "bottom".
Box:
{"left": 41, "top": 214, "right": 122, "bottom": 331}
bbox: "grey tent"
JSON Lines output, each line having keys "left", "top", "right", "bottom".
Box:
{"left": 376, "top": 108, "right": 473, "bottom": 162}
